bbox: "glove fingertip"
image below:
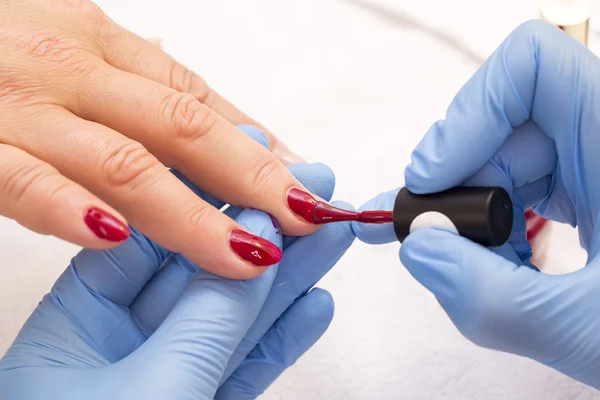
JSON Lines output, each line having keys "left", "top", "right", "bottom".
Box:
{"left": 237, "top": 124, "right": 269, "bottom": 148}
{"left": 303, "top": 288, "right": 335, "bottom": 322}
{"left": 352, "top": 222, "right": 396, "bottom": 245}
{"left": 288, "top": 162, "right": 336, "bottom": 202}
{"left": 404, "top": 163, "right": 453, "bottom": 195}
{"left": 352, "top": 188, "right": 399, "bottom": 244}
{"left": 330, "top": 200, "right": 354, "bottom": 212}
{"left": 280, "top": 288, "right": 335, "bottom": 347}
{"left": 235, "top": 208, "right": 283, "bottom": 249}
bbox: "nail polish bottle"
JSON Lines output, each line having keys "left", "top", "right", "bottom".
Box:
{"left": 541, "top": 0, "right": 591, "bottom": 46}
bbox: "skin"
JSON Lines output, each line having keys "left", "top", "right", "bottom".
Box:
{"left": 0, "top": 0, "right": 310, "bottom": 280}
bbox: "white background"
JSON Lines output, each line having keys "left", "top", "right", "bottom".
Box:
{"left": 1, "top": 0, "right": 599, "bottom": 398}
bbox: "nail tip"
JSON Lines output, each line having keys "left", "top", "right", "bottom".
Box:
{"left": 84, "top": 207, "right": 130, "bottom": 242}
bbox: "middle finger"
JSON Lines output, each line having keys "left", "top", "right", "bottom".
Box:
{"left": 75, "top": 64, "right": 319, "bottom": 236}
{"left": 6, "top": 106, "right": 282, "bottom": 279}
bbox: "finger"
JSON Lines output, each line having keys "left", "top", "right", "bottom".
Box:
{"left": 52, "top": 190, "right": 219, "bottom": 362}
{"left": 459, "top": 121, "right": 556, "bottom": 262}
{"left": 351, "top": 188, "right": 399, "bottom": 245}
{"left": 404, "top": 20, "right": 585, "bottom": 204}
{"left": 235, "top": 125, "right": 270, "bottom": 149}
{"left": 18, "top": 124, "right": 275, "bottom": 366}
{"left": 220, "top": 202, "right": 355, "bottom": 383}
{"left": 128, "top": 209, "right": 282, "bottom": 398}
{"left": 286, "top": 163, "right": 336, "bottom": 204}
{"left": 354, "top": 120, "right": 557, "bottom": 247}
{"left": 404, "top": 231, "right": 600, "bottom": 390}
{"left": 68, "top": 123, "right": 270, "bottom": 313}
{"left": 398, "top": 228, "right": 578, "bottom": 365}
{"left": 129, "top": 162, "right": 337, "bottom": 336}
{"left": 462, "top": 120, "right": 556, "bottom": 209}
{"left": 15, "top": 109, "right": 281, "bottom": 279}
{"left": 281, "top": 163, "right": 337, "bottom": 248}
{"left": 98, "top": 26, "right": 305, "bottom": 165}
{"left": 170, "top": 124, "right": 270, "bottom": 210}
{"left": 52, "top": 126, "right": 272, "bottom": 361}
{"left": 225, "top": 162, "right": 336, "bottom": 237}
{"left": 76, "top": 66, "right": 317, "bottom": 237}
{"left": 0, "top": 144, "right": 129, "bottom": 249}
{"left": 215, "top": 288, "right": 334, "bottom": 400}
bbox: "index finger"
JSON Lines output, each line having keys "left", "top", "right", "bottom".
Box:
{"left": 404, "top": 20, "right": 592, "bottom": 193}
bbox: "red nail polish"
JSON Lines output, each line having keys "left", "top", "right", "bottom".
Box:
{"left": 230, "top": 230, "right": 282, "bottom": 267}
{"left": 287, "top": 188, "right": 393, "bottom": 225}
{"left": 84, "top": 208, "right": 130, "bottom": 242}
{"left": 287, "top": 188, "right": 318, "bottom": 223}
{"left": 268, "top": 214, "right": 281, "bottom": 235}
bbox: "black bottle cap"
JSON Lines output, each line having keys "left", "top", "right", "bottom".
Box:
{"left": 393, "top": 186, "right": 513, "bottom": 247}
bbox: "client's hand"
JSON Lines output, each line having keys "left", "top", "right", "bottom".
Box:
{"left": 0, "top": 0, "right": 313, "bottom": 280}
{"left": 0, "top": 127, "right": 355, "bottom": 399}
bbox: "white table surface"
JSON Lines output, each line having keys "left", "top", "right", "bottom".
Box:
{"left": 1, "top": 0, "right": 599, "bottom": 398}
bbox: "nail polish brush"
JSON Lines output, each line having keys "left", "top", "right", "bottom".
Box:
{"left": 288, "top": 186, "right": 513, "bottom": 247}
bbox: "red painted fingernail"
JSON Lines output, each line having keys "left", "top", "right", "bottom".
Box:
{"left": 287, "top": 188, "right": 317, "bottom": 223}
{"left": 84, "top": 208, "right": 130, "bottom": 242}
{"left": 230, "top": 230, "right": 282, "bottom": 267}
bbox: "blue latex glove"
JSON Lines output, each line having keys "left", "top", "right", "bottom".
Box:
{"left": 354, "top": 20, "right": 600, "bottom": 389}
{"left": 0, "top": 125, "right": 355, "bottom": 400}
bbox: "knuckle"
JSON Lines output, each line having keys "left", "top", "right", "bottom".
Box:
{"left": 196, "top": 82, "right": 217, "bottom": 108}
{"left": 99, "top": 141, "right": 160, "bottom": 188}
{"left": 2, "top": 161, "right": 55, "bottom": 206}
{"left": 167, "top": 62, "right": 212, "bottom": 105}
{"left": 160, "top": 92, "right": 217, "bottom": 142}
{"left": 247, "top": 156, "right": 285, "bottom": 195}
{"left": 18, "top": 33, "right": 77, "bottom": 64}
{"left": 185, "top": 204, "right": 215, "bottom": 231}
{"left": 0, "top": 72, "right": 25, "bottom": 104}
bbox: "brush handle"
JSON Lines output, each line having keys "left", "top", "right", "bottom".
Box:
{"left": 393, "top": 186, "right": 513, "bottom": 247}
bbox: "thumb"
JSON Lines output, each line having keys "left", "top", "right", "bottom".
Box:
{"left": 400, "top": 228, "right": 567, "bottom": 362}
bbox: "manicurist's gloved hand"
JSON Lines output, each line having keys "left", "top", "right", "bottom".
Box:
{"left": 353, "top": 20, "right": 600, "bottom": 389}
{"left": 0, "top": 126, "right": 355, "bottom": 400}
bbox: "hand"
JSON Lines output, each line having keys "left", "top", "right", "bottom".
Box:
{"left": 0, "top": 128, "right": 355, "bottom": 399}
{"left": 353, "top": 20, "right": 600, "bottom": 389}
{"left": 0, "top": 0, "right": 313, "bottom": 280}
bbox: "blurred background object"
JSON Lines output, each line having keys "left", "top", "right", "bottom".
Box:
{"left": 0, "top": 0, "right": 597, "bottom": 398}
{"left": 528, "top": 0, "right": 591, "bottom": 268}
{"left": 541, "top": 0, "right": 591, "bottom": 45}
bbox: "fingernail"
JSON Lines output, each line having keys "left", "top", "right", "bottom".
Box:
{"left": 230, "top": 230, "right": 282, "bottom": 267}
{"left": 287, "top": 188, "right": 317, "bottom": 223}
{"left": 84, "top": 208, "right": 130, "bottom": 242}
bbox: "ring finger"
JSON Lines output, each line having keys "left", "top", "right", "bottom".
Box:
{"left": 5, "top": 106, "right": 282, "bottom": 279}
{"left": 74, "top": 63, "right": 319, "bottom": 237}
{"left": 0, "top": 143, "right": 129, "bottom": 249}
